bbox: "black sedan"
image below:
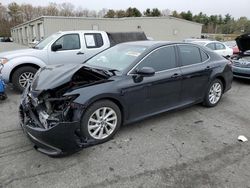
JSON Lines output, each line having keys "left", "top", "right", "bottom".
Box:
{"left": 19, "top": 41, "right": 233, "bottom": 156}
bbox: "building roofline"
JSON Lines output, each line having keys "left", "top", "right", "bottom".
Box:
{"left": 11, "top": 17, "right": 44, "bottom": 30}
{"left": 11, "top": 15, "right": 202, "bottom": 30}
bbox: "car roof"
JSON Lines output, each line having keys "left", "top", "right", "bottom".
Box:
{"left": 191, "top": 40, "right": 223, "bottom": 45}
{"left": 56, "top": 30, "right": 107, "bottom": 35}
{"left": 121, "top": 41, "right": 191, "bottom": 47}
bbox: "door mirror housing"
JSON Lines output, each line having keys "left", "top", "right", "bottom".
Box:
{"left": 136, "top": 67, "right": 155, "bottom": 77}
{"left": 51, "top": 44, "right": 62, "bottom": 51}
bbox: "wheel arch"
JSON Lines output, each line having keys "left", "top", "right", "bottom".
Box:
{"left": 9, "top": 63, "right": 40, "bottom": 83}
{"left": 85, "top": 97, "right": 126, "bottom": 125}
{"left": 214, "top": 75, "right": 226, "bottom": 93}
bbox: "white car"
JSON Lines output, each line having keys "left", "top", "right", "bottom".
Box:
{"left": 191, "top": 40, "right": 233, "bottom": 57}
{"left": 0, "top": 30, "right": 147, "bottom": 91}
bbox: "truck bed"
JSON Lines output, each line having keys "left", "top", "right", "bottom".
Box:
{"left": 107, "top": 32, "right": 148, "bottom": 46}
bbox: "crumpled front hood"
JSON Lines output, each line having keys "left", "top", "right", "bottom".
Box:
{"left": 31, "top": 64, "right": 84, "bottom": 91}
{"left": 31, "top": 64, "right": 110, "bottom": 91}
{"left": 235, "top": 33, "right": 250, "bottom": 52}
{"left": 0, "top": 48, "right": 38, "bottom": 59}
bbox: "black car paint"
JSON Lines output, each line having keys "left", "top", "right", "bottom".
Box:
{"left": 235, "top": 33, "right": 250, "bottom": 53}
{"left": 20, "top": 42, "right": 233, "bottom": 156}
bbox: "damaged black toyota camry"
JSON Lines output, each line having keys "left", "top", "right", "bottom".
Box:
{"left": 20, "top": 41, "right": 233, "bottom": 156}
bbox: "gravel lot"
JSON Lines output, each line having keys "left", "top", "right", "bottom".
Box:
{"left": 0, "top": 43, "right": 250, "bottom": 188}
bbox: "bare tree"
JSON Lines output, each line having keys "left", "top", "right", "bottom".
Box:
{"left": 88, "top": 10, "right": 97, "bottom": 17}
{"left": 46, "top": 3, "right": 59, "bottom": 16}
{"left": 59, "top": 2, "right": 74, "bottom": 16}
{"left": 20, "top": 4, "right": 35, "bottom": 21}
{"left": 161, "top": 9, "right": 171, "bottom": 16}
{"left": 98, "top": 8, "right": 108, "bottom": 17}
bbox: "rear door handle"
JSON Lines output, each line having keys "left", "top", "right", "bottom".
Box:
{"left": 171, "top": 73, "right": 181, "bottom": 78}
{"left": 77, "top": 51, "right": 84, "bottom": 55}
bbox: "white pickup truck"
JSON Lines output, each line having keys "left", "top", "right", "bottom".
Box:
{"left": 0, "top": 30, "right": 147, "bottom": 91}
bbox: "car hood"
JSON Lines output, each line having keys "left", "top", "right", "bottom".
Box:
{"left": 235, "top": 33, "right": 250, "bottom": 52}
{"left": 31, "top": 64, "right": 110, "bottom": 91}
{"left": 0, "top": 48, "right": 38, "bottom": 59}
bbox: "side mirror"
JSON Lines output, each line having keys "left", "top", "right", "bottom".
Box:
{"left": 51, "top": 44, "right": 62, "bottom": 51}
{"left": 136, "top": 67, "right": 155, "bottom": 77}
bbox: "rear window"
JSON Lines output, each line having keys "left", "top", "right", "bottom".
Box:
{"left": 179, "top": 45, "right": 202, "bottom": 66}
{"left": 206, "top": 43, "right": 216, "bottom": 50}
{"left": 84, "top": 33, "right": 104, "bottom": 48}
{"left": 178, "top": 45, "right": 208, "bottom": 66}
{"left": 200, "top": 50, "right": 209, "bottom": 61}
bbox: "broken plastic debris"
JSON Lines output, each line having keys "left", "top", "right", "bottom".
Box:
{"left": 238, "top": 135, "right": 248, "bottom": 142}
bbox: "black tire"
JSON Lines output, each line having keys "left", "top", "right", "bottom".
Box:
{"left": 203, "top": 79, "right": 223, "bottom": 107}
{"left": 0, "top": 93, "right": 7, "bottom": 100}
{"left": 80, "top": 100, "right": 121, "bottom": 143}
{"left": 12, "top": 66, "right": 38, "bottom": 92}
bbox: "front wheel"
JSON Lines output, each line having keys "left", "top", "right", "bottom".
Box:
{"left": 12, "top": 66, "right": 38, "bottom": 92}
{"left": 80, "top": 100, "right": 121, "bottom": 143}
{"left": 203, "top": 79, "right": 223, "bottom": 107}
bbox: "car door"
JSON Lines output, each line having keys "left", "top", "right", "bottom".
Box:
{"left": 125, "top": 45, "right": 182, "bottom": 119}
{"left": 81, "top": 33, "right": 109, "bottom": 60}
{"left": 177, "top": 44, "right": 212, "bottom": 104}
{"left": 48, "top": 33, "right": 85, "bottom": 64}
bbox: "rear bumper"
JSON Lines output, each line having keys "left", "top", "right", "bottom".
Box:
{"left": 232, "top": 66, "right": 250, "bottom": 79}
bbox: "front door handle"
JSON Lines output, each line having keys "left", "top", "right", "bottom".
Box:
{"left": 171, "top": 73, "right": 181, "bottom": 78}
{"left": 77, "top": 51, "right": 84, "bottom": 55}
{"left": 205, "top": 66, "right": 211, "bottom": 70}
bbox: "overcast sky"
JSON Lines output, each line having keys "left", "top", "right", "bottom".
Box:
{"left": 1, "top": 0, "right": 249, "bottom": 19}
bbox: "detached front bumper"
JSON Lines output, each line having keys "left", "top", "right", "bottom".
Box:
{"left": 232, "top": 66, "right": 250, "bottom": 79}
{"left": 19, "top": 86, "right": 84, "bottom": 156}
{"left": 19, "top": 106, "right": 82, "bottom": 156}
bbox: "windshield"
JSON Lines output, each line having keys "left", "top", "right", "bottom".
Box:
{"left": 34, "top": 33, "right": 61, "bottom": 49}
{"left": 85, "top": 44, "right": 147, "bottom": 72}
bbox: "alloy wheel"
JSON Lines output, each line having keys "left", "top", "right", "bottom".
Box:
{"left": 208, "top": 82, "right": 222, "bottom": 104}
{"left": 19, "top": 72, "right": 34, "bottom": 88}
{"left": 87, "top": 107, "right": 118, "bottom": 140}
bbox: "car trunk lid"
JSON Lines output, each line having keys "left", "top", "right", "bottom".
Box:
{"left": 235, "top": 33, "right": 250, "bottom": 53}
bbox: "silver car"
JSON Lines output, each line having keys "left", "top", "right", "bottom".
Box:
{"left": 231, "top": 33, "right": 250, "bottom": 79}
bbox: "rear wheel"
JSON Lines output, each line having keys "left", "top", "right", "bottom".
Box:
{"left": 203, "top": 79, "right": 223, "bottom": 107}
{"left": 80, "top": 100, "right": 121, "bottom": 143}
{"left": 12, "top": 66, "right": 38, "bottom": 92}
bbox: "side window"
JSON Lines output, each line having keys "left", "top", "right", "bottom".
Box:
{"left": 53, "top": 34, "right": 80, "bottom": 50}
{"left": 136, "top": 46, "right": 176, "bottom": 72}
{"left": 200, "top": 50, "right": 209, "bottom": 62}
{"left": 215, "top": 43, "right": 226, "bottom": 50}
{"left": 179, "top": 45, "right": 202, "bottom": 66}
{"left": 206, "top": 43, "right": 216, "bottom": 50}
{"left": 84, "top": 33, "right": 104, "bottom": 48}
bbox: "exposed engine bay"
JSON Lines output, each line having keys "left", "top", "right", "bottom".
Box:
{"left": 23, "top": 66, "right": 110, "bottom": 130}
{"left": 231, "top": 53, "right": 250, "bottom": 68}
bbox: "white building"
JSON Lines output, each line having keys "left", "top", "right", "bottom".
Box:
{"left": 11, "top": 16, "right": 202, "bottom": 45}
